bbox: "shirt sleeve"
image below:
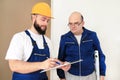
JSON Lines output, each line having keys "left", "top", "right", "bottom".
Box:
{"left": 57, "top": 36, "right": 66, "bottom": 79}
{"left": 5, "top": 33, "right": 24, "bottom": 60}
{"left": 93, "top": 32, "right": 106, "bottom": 76}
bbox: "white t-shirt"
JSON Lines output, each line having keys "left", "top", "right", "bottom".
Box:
{"left": 74, "top": 34, "right": 82, "bottom": 45}
{"left": 5, "top": 29, "right": 54, "bottom": 61}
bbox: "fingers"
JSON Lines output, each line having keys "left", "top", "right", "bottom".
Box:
{"left": 49, "top": 58, "right": 56, "bottom": 67}
{"left": 43, "top": 58, "right": 71, "bottom": 71}
{"left": 53, "top": 58, "right": 64, "bottom": 65}
{"left": 46, "top": 58, "right": 58, "bottom": 68}
{"left": 61, "top": 62, "right": 71, "bottom": 71}
{"left": 48, "top": 58, "right": 64, "bottom": 68}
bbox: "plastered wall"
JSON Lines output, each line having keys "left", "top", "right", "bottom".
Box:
{"left": 0, "top": 0, "right": 51, "bottom": 80}
{"left": 51, "top": 0, "right": 120, "bottom": 80}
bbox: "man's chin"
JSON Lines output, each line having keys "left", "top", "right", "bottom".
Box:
{"left": 41, "top": 27, "right": 46, "bottom": 30}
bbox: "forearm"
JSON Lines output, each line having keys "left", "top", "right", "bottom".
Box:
{"left": 9, "top": 60, "right": 44, "bottom": 74}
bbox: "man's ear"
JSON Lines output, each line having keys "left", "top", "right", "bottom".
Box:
{"left": 31, "top": 15, "right": 37, "bottom": 23}
{"left": 82, "top": 21, "right": 85, "bottom": 25}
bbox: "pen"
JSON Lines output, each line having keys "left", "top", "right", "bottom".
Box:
{"left": 56, "top": 61, "right": 61, "bottom": 65}
{"left": 46, "top": 57, "right": 61, "bottom": 65}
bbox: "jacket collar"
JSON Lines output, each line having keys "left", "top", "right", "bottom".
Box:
{"left": 65, "top": 27, "right": 91, "bottom": 41}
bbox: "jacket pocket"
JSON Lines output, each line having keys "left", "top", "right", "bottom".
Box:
{"left": 82, "top": 39, "right": 93, "bottom": 43}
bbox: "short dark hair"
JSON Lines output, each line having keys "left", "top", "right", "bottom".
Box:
{"left": 81, "top": 15, "right": 84, "bottom": 21}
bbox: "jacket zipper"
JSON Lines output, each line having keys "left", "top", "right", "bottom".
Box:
{"left": 70, "top": 36, "right": 81, "bottom": 75}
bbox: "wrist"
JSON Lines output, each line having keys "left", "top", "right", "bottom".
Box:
{"left": 60, "top": 79, "right": 66, "bottom": 80}
{"left": 100, "top": 76, "right": 105, "bottom": 80}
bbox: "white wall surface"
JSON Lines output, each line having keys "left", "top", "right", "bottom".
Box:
{"left": 51, "top": 0, "right": 120, "bottom": 80}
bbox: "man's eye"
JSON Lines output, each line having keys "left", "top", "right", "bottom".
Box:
{"left": 74, "top": 22, "right": 79, "bottom": 25}
{"left": 41, "top": 19, "right": 45, "bottom": 21}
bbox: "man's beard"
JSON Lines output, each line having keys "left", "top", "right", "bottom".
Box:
{"left": 34, "top": 21, "right": 47, "bottom": 35}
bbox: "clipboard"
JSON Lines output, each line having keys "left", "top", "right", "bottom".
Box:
{"left": 40, "top": 59, "right": 83, "bottom": 73}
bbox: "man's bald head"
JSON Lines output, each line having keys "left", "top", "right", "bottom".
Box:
{"left": 69, "top": 11, "right": 83, "bottom": 22}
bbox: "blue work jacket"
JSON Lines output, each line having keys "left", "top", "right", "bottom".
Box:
{"left": 57, "top": 28, "right": 106, "bottom": 78}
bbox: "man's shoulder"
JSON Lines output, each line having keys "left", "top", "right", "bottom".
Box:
{"left": 61, "top": 31, "right": 72, "bottom": 37}
{"left": 12, "top": 30, "right": 29, "bottom": 40}
{"left": 14, "top": 31, "right": 26, "bottom": 35}
{"left": 84, "top": 28, "right": 95, "bottom": 33}
{"left": 84, "top": 28, "right": 96, "bottom": 35}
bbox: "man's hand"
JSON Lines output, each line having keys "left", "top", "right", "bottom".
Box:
{"left": 100, "top": 76, "right": 105, "bottom": 80}
{"left": 60, "top": 79, "right": 66, "bottom": 80}
{"left": 60, "top": 62, "right": 71, "bottom": 71}
{"left": 41, "top": 58, "right": 58, "bottom": 70}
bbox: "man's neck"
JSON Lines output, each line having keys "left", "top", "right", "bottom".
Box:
{"left": 29, "top": 26, "right": 39, "bottom": 34}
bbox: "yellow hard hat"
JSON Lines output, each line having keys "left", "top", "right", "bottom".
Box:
{"left": 31, "top": 2, "right": 52, "bottom": 18}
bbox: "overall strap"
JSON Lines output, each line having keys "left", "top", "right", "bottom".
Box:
{"left": 25, "top": 30, "right": 36, "bottom": 46}
{"left": 42, "top": 35, "right": 48, "bottom": 48}
{"left": 42, "top": 35, "right": 50, "bottom": 58}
